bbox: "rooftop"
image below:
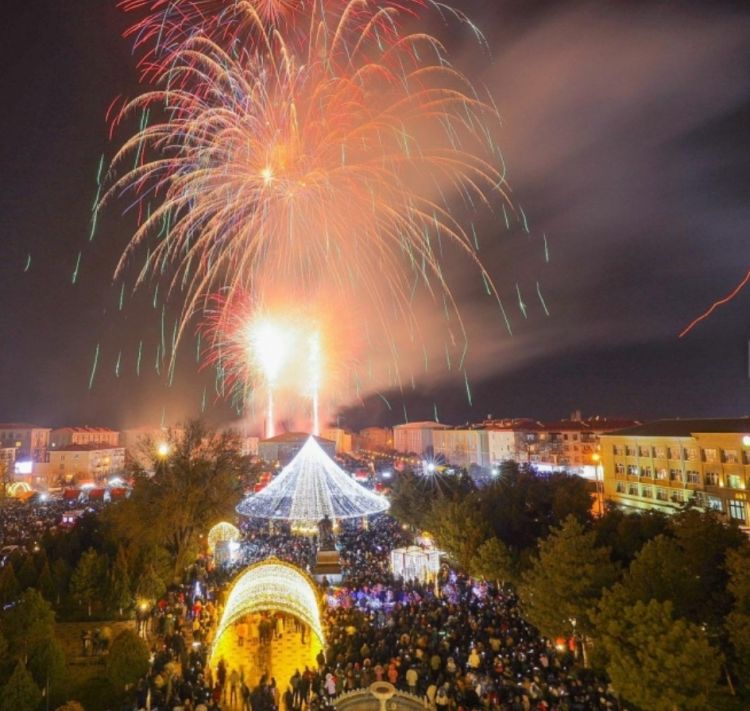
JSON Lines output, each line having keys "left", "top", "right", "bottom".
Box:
{"left": 606, "top": 417, "right": 750, "bottom": 438}
{"left": 0, "top": 423, "right": 50, "bottom": 430}
{"left": 52, "top": 426, "right": 118, "bottom": 433}
{"left": 393, "top": 421, "right": 448, "bottom": 430}
{"left": 53, "top": 443, "right": 124, "bottom": 452}
{"left": 260, "top": 432, "right": 335, "bottom": 445}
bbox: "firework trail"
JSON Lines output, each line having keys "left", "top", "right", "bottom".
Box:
{"left": 679, "top": 267, "right": 750, "bottom": 338}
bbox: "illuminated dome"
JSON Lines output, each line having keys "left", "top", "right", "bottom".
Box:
{"left": 207, "top": 521, "right": 241, "bottom": 555}
{"left": 236, "top": 436, "right": 389, "bottom": 524}
{"left": 211, "top": 558, "right": 325, "bottom": 653}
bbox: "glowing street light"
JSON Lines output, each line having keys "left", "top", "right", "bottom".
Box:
{"left": 157, "top": 442, "right": 171, "bottom": 458}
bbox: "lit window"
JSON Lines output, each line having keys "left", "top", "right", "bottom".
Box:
{"left": 729, "top": 500, "right": 746, "bottom": 522}
{"left": 641, "top": 486, "right": 653, "bottom": 499}
{"left": 704, "top": 449, "right": 719, "bottom": 463}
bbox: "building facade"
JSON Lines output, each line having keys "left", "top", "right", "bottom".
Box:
{"left": 258, "top": 432, "right": 336, "bottom": 465}
{"left": 48, "top": 444, "right": 126, "bottom": 486}
{"left": 0, "top": 423, "right": 51, "bottom": 463}
{"left": 358, "top": 427, "right": 393, "bottom": 452}
{"left": 50, "top": 426, "right": 120, "bottom": 449}
{"left": 392, "top": 422, "right": 449, "bottom": 456}
{"left": 321, "top": 428, "right": 354, "bottom": 454}
{"left": 601, "top": 418, "right": 750, "bottom": 526}
{"left": 432, "top": 428, "right": 491, "bottom": 469}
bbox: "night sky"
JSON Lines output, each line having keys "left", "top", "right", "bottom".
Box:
{"left": 1, "top": 1, "right": 750, "bottom": 432}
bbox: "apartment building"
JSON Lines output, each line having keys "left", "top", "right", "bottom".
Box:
{"left": 601, "top": 418, "right": 750, "bottom": 526}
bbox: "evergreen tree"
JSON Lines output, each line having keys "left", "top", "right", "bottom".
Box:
{"left": 0, "top": 661, "right": 42, "bottom": 711}
{"left": 28, "top": 637, "right": 66, "bottom": 706}
{"left": 518, "top": 515, "right": 618, "bottom": 664}
{"left": 69, "top": 548, "right": 106, "bottom": 617}
{"left": 135, "top": 563, "right": 166, "bottom": 603}
{"left": 726, "top": 544, "right": 750, "bottom": 689}
{"left": 431, "top": 496, "right": 490, "bottom": 571}
{"left": 16, "top": 555, "right": 38, "bottom": 591}
{"left": 2, "top": 588, "right": 56, "bottom": 664}
{"left": 51, "top": 558, "right": 72, "bottom": 605}
{"left": 37, "top": 560, "right": 57, "bottom": 604}
{"left": 0, "top": 562, "right": 20, "bottom": 606}
{"left": 108, "top": 545, "right": 132, "bottom": 616}
{"left": 106, "top": 630, "right": 149, "bottom": 691}
{"left": 598, "top": 599, "right": 723, "bottom": 711}
{"left": 470, "top": 537, "right": 515, "bottom": 587}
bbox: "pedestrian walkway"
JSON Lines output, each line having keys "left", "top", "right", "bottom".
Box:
{"left": 212, "top": 613, "right": 320, "bottom": 695}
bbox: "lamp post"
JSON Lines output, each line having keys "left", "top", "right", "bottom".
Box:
{"left": 592, "top": 452, "right": 603, "bottom": 516}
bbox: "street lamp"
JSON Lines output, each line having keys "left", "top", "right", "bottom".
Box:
{"left": 592, "top": 453, "right": 603, "bottom": 516}
{"left": 157, "top": 442, "right": 171, "bottom": 459}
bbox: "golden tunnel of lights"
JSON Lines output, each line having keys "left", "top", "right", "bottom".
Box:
{"left": 209, "top": 557, "right": 325, "bottom": 672}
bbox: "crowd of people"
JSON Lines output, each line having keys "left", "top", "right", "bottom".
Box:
{"left": 105, "top": 511, "right": 618, "bottom": 710}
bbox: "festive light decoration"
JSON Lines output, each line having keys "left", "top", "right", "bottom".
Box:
{"left": 6, "top": 481, "right": 33, "bottom": 498}
{"left": 390, "top": 546, "right": 442, "bottom": 584}
{"left": 211, "top": 558, "right": 325, "bottom": 663}
{"left": 236, "top": 436, "right": 389, "bottom": 525}
{"left": 207, "top": 521, "right": 241, "bottom": 556}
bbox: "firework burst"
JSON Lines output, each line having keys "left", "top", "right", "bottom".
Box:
{"left": 105, "top": 0, "right": 512, "bottom": 360}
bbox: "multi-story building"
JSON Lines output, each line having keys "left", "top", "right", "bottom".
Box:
{"left": 48, "top": 444, "right": 126, "bottom": 486}
{"left": 358, "top": 427, "right": 393, "bottom": 452}
{"left": 258, "top": 432, "right": 336, "bottom": 465}
{"left": 601, "top": 418, "right": 750, "bottom": 526}
{"left": 0, "top": 423, "right": 51, "bottom": 463}
{"left": 50, "top": 426, "right": 119, "bottom": 449}
{"left": 392, "top": 422, "right": 449, "bottom": 456}
{"left": 432, "top": 427, "right": 491, "bottom": 469}
{"left": 321, "top": 428, "right": 354, "bottom": 455}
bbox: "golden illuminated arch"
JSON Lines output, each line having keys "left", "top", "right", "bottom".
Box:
{"left": 207, "top": 521, "right": 241, "bottom": 555}
{"left": 211, "top": 558, "right": 325, "bottom": 659}
{"left": 7, "top": 482, "right": 32, "bottom": 498}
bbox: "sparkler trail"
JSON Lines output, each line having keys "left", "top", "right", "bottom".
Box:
{"left": 679, "top": 267, "right": 750, "bottom": 338}
{"left": 24, "top": 254, "right": 31, "bottom": 273}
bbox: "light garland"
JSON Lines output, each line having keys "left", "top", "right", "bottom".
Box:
{"left": 207, "top": 521, "right": 241, "bottom": 555}
{"left": 236, "top": 436, "right": 389, "bottom": 524}
{"left": 390, "top": 546, "right": 443, "bottom": 584}
{"left": 211, "top": 558, "right": 325, "bottom": 658}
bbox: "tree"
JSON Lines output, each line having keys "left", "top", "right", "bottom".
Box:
{"left": 0, "top": 561, "right": 20, "bottom": 606}
{"left": 470, "top": 537, "right": 515, "bottom": 587}
{"left": 726, "top": 544, "right": 750, "bottom": 689}
{"left": 69, "top": 548, "right": 106, "bottom": 617}
{"left": 106, "top": 630, "right": 149, "bottom": 691}
{"left": 0, "top": 661, "right": 42, "bottom": 711}
{"left": 135, "top": 563, "right": 166, "bottom": 604}
{"left": 37, "top": 560, "right": 57, "bottom": 604}
{"left": 670, "top": 508, "right": 746, "bottom": 630}
{"left": 518, "top": 515, "right": 618, "bottom": 663}
{"left": 108, "top": 545, "right": 132, "bottom": 616}
{"left": 594, "top": 507, "right": 669, "bottom": 565}
{"left": 106, "top": 420, "right": 246, "bottom": 579}
{"left": 16, "top": 555, "right": 38, "bottom": 591}
{"left": 478, "top": 466, "right": 592, "bottom": 553}
{"left": 620, "top": 535, "right": 701, "bottom": 620}
{"left": 28, "top": 637, "right": 66, "bottom": 707}
{"left": 2, "top": 589, "right": 56, "bottom": 664}
{"left": 597, "top": 599, "right": 723, "bottom": 711}
{"left": 51, "top": 558, "right": 72, "bottom": 605}
{"left": 55, "top": 703, "right": 86, "bottom": 711}
{"left": 430, "top": 496, "right": 490, "bottom": 571}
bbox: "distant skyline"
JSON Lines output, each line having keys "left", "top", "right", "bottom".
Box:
{"left": 1, "top": 1, "right": 749, "bottom": 431}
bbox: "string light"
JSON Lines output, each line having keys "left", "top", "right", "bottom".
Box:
{"left": 207, "top": 521, "right": 241, "bottom": 556}
{"left": 211, "top": 558, "right": 325, "bottom": 660}
{"left": 236, "top": 436, "right": 389, "bottom": 525}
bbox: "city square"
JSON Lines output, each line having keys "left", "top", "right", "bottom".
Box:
{"left": 2, "top": 2, "right": 750, "bottom": 711}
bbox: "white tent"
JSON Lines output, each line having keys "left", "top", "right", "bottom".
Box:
{"left": 390, "top": 546, "right": 443, "bottom": 584}
{"left": 237, "top": 436, "right": 389, "bottom": 525}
